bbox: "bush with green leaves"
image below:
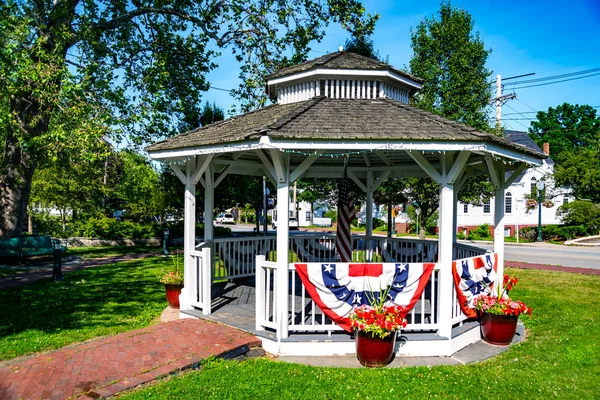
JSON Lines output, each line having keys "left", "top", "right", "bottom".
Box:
{"left": 557, "top": 200, "right": 600, "bottom": 234}
{"left": 468, "top": 223, "right": 492, "bottom": 240}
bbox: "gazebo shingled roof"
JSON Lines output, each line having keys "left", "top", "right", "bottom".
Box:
{"left": 266, "top": 51, "right": 423, "bottom": 83}
{"left": 146, "top": 97, "right": 546, "bottom": 160}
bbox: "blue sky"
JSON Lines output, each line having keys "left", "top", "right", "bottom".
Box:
{"left": 203, "top": 0, "right": 600, "bottom": 133}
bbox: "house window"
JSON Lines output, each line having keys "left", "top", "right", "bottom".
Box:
{"left": 563, "top": 196, "right": 569, "bottom": 205}
{"left": 505, "top": 192, "right": 512, "bottom": 214}
{"left": 306, "top": 211, "right": 311, "bottom": 221}
{"left": 463, "top": 203, "right": 468, "bottom": 213}
{"left": 531, "top": 177, "right": 537, "bottom": 195}
{"left": 483, "top": 200, "right": 491, "bottom": 214}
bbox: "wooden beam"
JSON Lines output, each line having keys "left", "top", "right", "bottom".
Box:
{"left": 169, "top": 164, "right": 187, "bottom": 185}
{"left": 347, "top": 170, "right": 367, "bottom": 192}
{"left": 505, "top": 162, "right": 528, "bottom": 187}
{"left": 255, "top": 150, "right": 277, "bottom": 182}
{"left": 407, "top": 151, "right": 442, "bottom": 183}
{"left": 269, "top": 149, "right": 287, "bottom": 182}
{"left": 484, "top": 155, "right": 501, "bottom": 189}
{"left": 289, "top": 152, "right": 322, "bottom": 182}
{"left": 376, "top": 151, "right": 394, "bottom": 166}
{"left": 191, "top": 154, "right": 214, "bottom": 185}
{"left": 214, "top": 164, "right": 234, "bottom": 188}
{"left": 362, "top": 153, "right": 371, "bottom": 167}
{"left": 446, "top": 151, "right": 471, "bottom": 184}
{"left": 371, "top": 171, "right": 391, "bottom": 191}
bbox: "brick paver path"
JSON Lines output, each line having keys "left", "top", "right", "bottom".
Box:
{"left": 0, "top": 319, "right": 261, "bottom": 400}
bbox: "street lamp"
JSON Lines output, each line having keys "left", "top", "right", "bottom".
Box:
{"left": 536, "top": 180, "right": 545, "bottom": 242}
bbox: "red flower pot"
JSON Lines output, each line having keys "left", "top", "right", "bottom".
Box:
{"left": 164, "top": 284, "right": 183, "bottom": 308}
{"left": 355, "top": 330, "right": 397, "bottom": 367}
{"left": 480, "top": 312, "right": 518, "bottom": 345}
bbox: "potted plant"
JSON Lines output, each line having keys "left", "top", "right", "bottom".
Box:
{"left": 474, "top": 274, "right": 532, "bottom": 345}
{"left": 349, "top": 289, "right": 407, "bottom": 367}
{"left": 160, "top": 255, "right": 184, "bottom": 308}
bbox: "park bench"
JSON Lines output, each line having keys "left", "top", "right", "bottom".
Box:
{"left": 0, "top": 235, "right": 67, "bottom": 263}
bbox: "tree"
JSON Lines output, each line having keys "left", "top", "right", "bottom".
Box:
{"left": 180, "top": 101, "right": 226, "bottom": 132}
{"left": 554, "top": 148, "right": 600, "bottom": 203}
{"left": 373, "top": 179, "right": 407, "bottom": 236}
{"left": 0, "top": 0, "right": 377, "bottom": 238}
{"left": 343, "top": 37, "right": 383, "bottom": 61}
{"left": 408, "top": 1, "right": 492, "bottom": 132}
{"left": 529, "top": 103, "right": 600, "bottom": 162}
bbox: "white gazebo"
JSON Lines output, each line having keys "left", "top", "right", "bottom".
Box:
{"left": 147, "top": 51, "right": 545, "bottom": 357}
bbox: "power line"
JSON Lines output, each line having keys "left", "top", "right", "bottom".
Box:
{"left": 516, "top": 98, "right": 539, "bottom": 113}
{"left": 509, "top": 67, "right": 600, "bottom": 86}
{"left": 509, "top": 71, "right": 600, "bottom": 90}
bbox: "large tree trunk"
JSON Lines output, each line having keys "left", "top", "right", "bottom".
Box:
{"left": 0, "top": 131, "right": 36, "bottom": 238}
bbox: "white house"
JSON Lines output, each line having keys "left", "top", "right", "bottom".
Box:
{"left": 457, "top": 130, "right": 573, "bottom": 237}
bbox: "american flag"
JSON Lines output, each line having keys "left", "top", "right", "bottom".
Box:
{"left": 336, "top": 167, "right": 355, "bottom": 262}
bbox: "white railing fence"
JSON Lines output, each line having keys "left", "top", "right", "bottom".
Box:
{"left": 213, "top": 236, "right": 277, "bottom": 281}
{"left": 189, "top": 243, "right": 212, "bottom": 314}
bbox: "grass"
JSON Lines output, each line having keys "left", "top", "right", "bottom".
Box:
{"left": 0, "top": 255, "right": 172, "bottom": 360}
{"left": 118, "top": 268, "right": 600, "bottom": 399}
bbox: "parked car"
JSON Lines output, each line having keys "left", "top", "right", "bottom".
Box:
{"left": 272, "top": 217, "right": 299, "bottom": 230}
{"left": 216, "top": 213, "right": 236, "bottom": 224}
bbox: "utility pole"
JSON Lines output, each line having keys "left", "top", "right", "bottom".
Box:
{"left": 489, "top": 72, "right": 533, "bottom": 135}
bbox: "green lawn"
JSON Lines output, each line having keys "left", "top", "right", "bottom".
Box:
{"left": 0, "top": 255, "right": 171, "bottom": 360}
{"left": 119, "top": 268, "right": 600, "bottom": 399}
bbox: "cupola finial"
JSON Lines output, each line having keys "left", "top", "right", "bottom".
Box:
{"left": 338, "top": 45, "right": 344, "bottom": 52}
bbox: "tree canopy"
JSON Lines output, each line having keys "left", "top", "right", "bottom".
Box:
{"left": 0, "top": 0, "right": 377, "bottom": 237}
{"left": 529, "top": 103, "right": 600, "bottom": 162}
{"left": 408, "top": 1, "right": 492, "bottom": 132}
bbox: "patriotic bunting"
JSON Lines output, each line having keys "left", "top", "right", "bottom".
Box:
{"left": 451, "top": 253, "right": 498, "bottom": 318}
{"left": 295, "top": 262, "right": 435, "bottom": 332}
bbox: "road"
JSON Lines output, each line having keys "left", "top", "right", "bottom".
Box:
{"left": 219, "top": 223, "right": 600, "bottom": 270}
{"left": 474, "top": 242, "right": 599, "bottom": 270}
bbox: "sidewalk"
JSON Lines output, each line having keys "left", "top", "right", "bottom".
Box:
{"left": 0, "top": 318, "right": 262, "bottom": 400}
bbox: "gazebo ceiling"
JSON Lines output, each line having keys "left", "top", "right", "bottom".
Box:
{"left": 147, "top": 97, "right": 546, "bottom": 180}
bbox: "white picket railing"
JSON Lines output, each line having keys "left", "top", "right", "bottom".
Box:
{"left": 189, "top": 243, "right": 212, "bottom": 314}
{"left": 213, "top": 236, "right": 277, "bottom": 281}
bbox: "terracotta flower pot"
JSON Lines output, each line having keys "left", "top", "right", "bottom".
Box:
{"left": 355, "top": 330, "right": 397, "bottom": 367}
{"left": 480, "top": 312, "right": 518, "bottom": 345}
{"left": 164, "top": 284, "right": 183, "bottom": 308}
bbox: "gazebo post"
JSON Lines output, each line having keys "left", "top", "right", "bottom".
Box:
{"left": 365, "top": 171, "right": 374, "bottom": 261}
{"left": 272, "top": 151, "right": 290, "bottom": 339}
{"left": 485, "top": 157, "right": 507, "bottom": 285}
{"left": 181, "top": 160, "right": 197, "bottom": 311}
{"left": 201, "top": 165, "right": 214, "bottom": 314}
{"left": 493, "top": 165, "right": 506, "bottom": 283}
{"left": 437, "top": 181, "right": 455, "bottom": 339}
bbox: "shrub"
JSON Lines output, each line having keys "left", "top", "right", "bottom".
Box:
{"left": 468, "top": 223, "right": 492, "bottom": 240}
{"left": 558, "top": 201, "right": 600, "bottom": 234}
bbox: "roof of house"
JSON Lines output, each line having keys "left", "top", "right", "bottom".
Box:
{"left": 266, "top": 51, "right": 423, "bottom": 83}
{"left": 504, "top": 130, "right": 553, "bottom": 166}
{"left": 147, "top": 97, "right": 546, "bottom": 159}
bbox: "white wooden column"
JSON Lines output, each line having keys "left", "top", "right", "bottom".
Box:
{"left": 203, "top": 166, "right": 214, "bottom": 242}
{"left": 271, "top": 150, "right": 290, "bottom": 339}
{"left": 365, "top": 171, "right": 374, "bottom": 262}
{"left": 438, "top": 180, "right": 454, "bottom": 339}
{"left": 493, "top": 165, "right": 506, "bottom": 282}
{"left": 452, "top": 189, "right": 459, "bottom": 246}
{"left": 486, "top": 157, "right": 507, "bottom": 284}
{"left": 181, "top": 160, "right": 196, "bottom": 311}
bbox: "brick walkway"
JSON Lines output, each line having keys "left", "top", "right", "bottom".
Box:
{"left": 0, "top": 319, "right": 262, "bottom": 400}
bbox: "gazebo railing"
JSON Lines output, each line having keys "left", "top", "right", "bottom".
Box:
{"left": 255, "top": 260, "right": 446, "bottom": 336}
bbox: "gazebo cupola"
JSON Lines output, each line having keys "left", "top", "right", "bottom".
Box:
{"left": 266, "top": 51, "right": 422, "bottom": 104}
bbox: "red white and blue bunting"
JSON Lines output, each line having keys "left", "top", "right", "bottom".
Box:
{"left": 451, "top": 253, "right": 498, "bottom": 318}
{"left": 295, "top": 262, "right": 435, "bottom": 332}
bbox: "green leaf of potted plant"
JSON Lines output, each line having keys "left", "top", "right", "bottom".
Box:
{"left": 160, "top": 254, "right": 184, "bottom": 308}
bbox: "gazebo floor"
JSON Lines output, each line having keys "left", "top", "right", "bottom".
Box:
{"left": 181, "top": 279, "right": 485, "bottom": 356}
